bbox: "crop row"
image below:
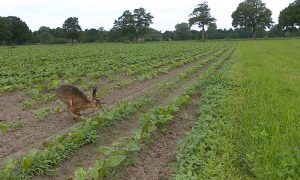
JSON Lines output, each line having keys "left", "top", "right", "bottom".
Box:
{"left": 32, "top": 44, "right": 231, "bottom": 121}
{"left": 72, "top": 45, "right": 236, "bottom": 180}
{"left": 0, "top": 42, "right": 224, "bottom": 95}
{"left": 10, "top": 43, "right": 225, "bottom": 110}
{"left": 175, "top": 48, "right": 236, "bottom": 180}
{"left": 23, "top": 44, "right": 224, "bottom": 122}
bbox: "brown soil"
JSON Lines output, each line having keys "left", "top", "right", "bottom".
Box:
{"left": 114, "top": 95, "right": 200, "bottom": 180}
{"left": 34, "top": 54, "right": 213, "bottom": 179}
{"left": 0, "top": 54, "right": 208, "bottom": 167}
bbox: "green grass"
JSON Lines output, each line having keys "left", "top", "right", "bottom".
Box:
{"left": 236, "top": 39, "right": 300, "bottom": 179}
{"left": 176, "top": 39, "right": 300, "bottom": 179}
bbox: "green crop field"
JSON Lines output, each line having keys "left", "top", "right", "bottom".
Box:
{"left": 0, "top": 40, "right": 299, "bottom": 179}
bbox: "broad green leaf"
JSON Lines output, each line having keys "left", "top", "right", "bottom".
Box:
{"left": 74, "top": 167, "right": 87, "bottom": 180}
{"left": 125, "top": 141, "right": 140, "bottom": 152}
{"left": 107, "top": 155, "right": 126, "bottom": 167}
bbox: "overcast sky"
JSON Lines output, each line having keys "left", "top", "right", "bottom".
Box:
{"left": 0, "top": 0, "right": 294, "bottom": 31}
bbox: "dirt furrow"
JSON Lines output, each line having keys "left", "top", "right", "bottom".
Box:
{"left": 0, "top": 50, "right": 215, "bottom": 167}
{"left": 115, "top": 95, "right": 200, "bottom": 180}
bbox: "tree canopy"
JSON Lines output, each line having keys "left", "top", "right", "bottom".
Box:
{"left": 189, "top": 1, "right": 216, "bottom": 41}
{"left": 174, "top": 23, "right": 192, "bottom": 40}
{"left": 113, "top": 10, "right": 136, "bottom": 41}
{"left": 63, "top": 17, "right": 82, "bottom": 44}
{"left": 0, "top": 17, "right": 12, "bottom": 43}
{"left": 113, "top": 8, "right": 153, "bottom": 42}
{"left": 0, "top": 16, "right": 31, "bottom": 44}
{"left": 279, "top": 0, "right": 300, "bottom": 31}
{"left": 232, "top": 0, "right": 273, "bottom": 39}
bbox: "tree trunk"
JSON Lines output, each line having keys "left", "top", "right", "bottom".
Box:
{"left": 202, "top": 26, "right": 205, "bottom": 41}
{"left": 253, "top": 30, "right": 256, "bottom": 40}
{"left": 71, "top": 38, "right": 74, "bottom": 45}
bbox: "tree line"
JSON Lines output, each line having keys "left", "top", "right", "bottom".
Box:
{"left": 0, "top": 0, "right": 299, "bottom": 45}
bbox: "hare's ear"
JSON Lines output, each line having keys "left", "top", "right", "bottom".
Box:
{"left": 92, "top": 87, "right": 97, "bottom": 99}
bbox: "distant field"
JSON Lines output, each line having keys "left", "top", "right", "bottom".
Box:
{"left": 0, "top": 40, "right": 299, "bottom": 179}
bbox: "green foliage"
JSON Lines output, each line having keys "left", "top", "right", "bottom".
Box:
{"left": 34, "top": 107, "right": 52, "bottom": 120}
{"left": 232, "top": 0, "right": 273, "bottom": 38}
{"left": 133, "top": 8, "right": 154, "bottom": 38}
{"left": 0, "top": 120, "right": 24, "bottom": 133}
{"left": 176, "top": 39, "right": 300, "bottom": 179}
{"left": 0, "top": 16, "right": 31, "bottom": 44}
{"left": 174, "top": 23, "right": 192, "bottom": 40}
{"left": 70, "top": 45, "right": 235, "bottom": 179}
{"left": 0, "top": 17, "right": 12, "bottom": 42}
{"left": 0, "top": 42, "right": 224, "bottom": 97}
{"left": 22, "top": 100, "right": 34, "bottom": 109}
{"left": 0, "top": 41, "right": 233, "bottom": 179}
{"left": 189, "top": 1, "right": 216, "bottom": 40}
{"left": 74, "top": 167, "right": 87, "bottom": 180}
{"left": 113, "top": 7, "right": 153, "bottom": 41}
{"left": 63, "top": 17, "right": 82, "bottom": 44}
{"left": 175, "top": 72, "right": 247, "bottom": 179}
{"left": 0, "top": 95, "right": 151, "bottom": 179}
{"left": 279, "top": 0, "right": 300, "bottom": 31}
{"left": 235, "top": 40, "right": 300, "bottom": 179}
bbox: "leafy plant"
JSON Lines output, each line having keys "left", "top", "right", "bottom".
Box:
{"left": 0, "top": 120, "right": 24, "bottom": 133}
{"left": 34, "top": 107, "right": 51, "bottom": 120}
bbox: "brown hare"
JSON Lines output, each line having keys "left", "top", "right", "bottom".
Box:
{"left": 56, "top": 84, "right": 102, "bottom": 119}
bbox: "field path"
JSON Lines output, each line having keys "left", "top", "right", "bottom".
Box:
{"left": 0, "top": 48, "right": 220, "bottom": 167}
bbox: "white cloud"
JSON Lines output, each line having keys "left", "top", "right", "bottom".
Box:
{"left": 0, "top": 0, "right": 294, "bottom": 31}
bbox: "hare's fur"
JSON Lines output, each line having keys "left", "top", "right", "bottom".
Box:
{"left": 56, "top": 85, "right": 101, "bottom": 119}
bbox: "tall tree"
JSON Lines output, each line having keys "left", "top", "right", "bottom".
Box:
{"left": 133, "top": 7, "right": 154, "bottom": 41}
{"left": 113, "top": 8, "right": 153, "bottom": 42}
{"left": 279, "top": 0, "right": 300, "bottom": 31}
{"left": 232, "top": 0, "right": 273, "bottom": 39}
{"left": 3, "top": 16, "right": 31, "bottom": 44}
{"left": 63, "top": 17, "right": 82, "bottom": 44}
{"left": 189, "top": 1, "right": 216, "bottom": 41}
{"left": 0, "top": 17, "right": 12, "bottom": 44}
{"left": 113, "top": 10, "right": 136, "bottom": 41}
{"left": 38, "top": 26, "right": 51, "bottom": 33}
{"left": 206, "top": 23, "right": 217, "bottom": 39}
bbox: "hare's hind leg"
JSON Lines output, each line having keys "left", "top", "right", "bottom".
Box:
{"left": 74, "top": 109, "right": 82, "bottom": 116}
{"left": 68, "top": 99, "right": 80, "bottom": 120}
{"left": 70, "top": 108, "right": 81, "bottom": 120}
